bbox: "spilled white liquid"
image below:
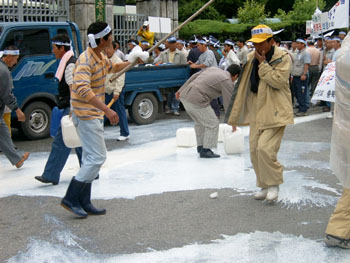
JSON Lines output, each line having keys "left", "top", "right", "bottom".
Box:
{"left": 0, "top": 138, "right": 339, "bottom": 208}
{"left": 1, "top": 113, "right": 343, "bottom": 262}
{"left": 8, "top": 230, "right": 350, "bottom": 263}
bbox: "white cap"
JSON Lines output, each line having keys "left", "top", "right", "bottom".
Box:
{"left": 143, "top": 21, "right": 149, "bottom": 26}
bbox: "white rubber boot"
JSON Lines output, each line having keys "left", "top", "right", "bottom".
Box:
{"left": 266, "top": 186, "right": 279, "bottom": 201}
{"left": 254, "top": 188, "right": 268, "bottom": 200}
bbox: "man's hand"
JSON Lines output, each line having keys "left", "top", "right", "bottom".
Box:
{"left": 15, "top": 108, "right": 25, "bottom": 122}
{"left": 190, "top": 63, "right": 198, "bottom": 69}
{"left": 175, "top": 92, "right": 180, "bottom": 99}
{"left": 105, "top": 108, "right": 119, "bottom": 125}
{"left": 255, "top": 50, "right": 266, "bottom": 64}
{"left": 232, "top": 126, "right": 237, "bottom": 132}
{"left": 300, "top": 74, "right": 307, "bottom": 81}
{"left": 187, "top": 61, "right": 193, "bottom": 65}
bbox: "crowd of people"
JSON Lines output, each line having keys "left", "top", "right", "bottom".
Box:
{"left": 0, "top": 20, "right": 348, "bottom": 250}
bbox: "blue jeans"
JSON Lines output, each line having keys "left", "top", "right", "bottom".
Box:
{"left": 42, "top": 107, "right": 82, "bottom": 183}
{"left": 72, "top": 113, "right": 106, "bottom": 183}
{"left": 167, "top": 92, "right": 180, "bottom": 112}
{"left": 292, "top": 76, "right": 308, "bottom": 113}
{"left": 107, "top": 92, "right": 129, "bottom": 137}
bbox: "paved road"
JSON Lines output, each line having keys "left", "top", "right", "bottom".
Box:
{"left": 1, "top": 108, "right": 346, "bottom": 262}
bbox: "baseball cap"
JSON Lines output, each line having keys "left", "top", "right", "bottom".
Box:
{"left": 296, "top": 38, "right": 307, "bottom": 45}
{"left": 167, "top": 36, "right": 177, "bottom": 43}
{"left": 248, "top": 25, "right": 274, "bottom": 43}
{"left": 143, "top": 21, "right": 149, "bottom": 27}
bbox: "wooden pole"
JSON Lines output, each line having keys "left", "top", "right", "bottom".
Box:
{"left": 109, "top": 0, "right": 215, "bottom": 83}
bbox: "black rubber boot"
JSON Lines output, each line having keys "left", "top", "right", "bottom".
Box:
{"left": 79, "top": 183, "right": 106, "bottom": 215}
{"left": 197, "top": 145, "right": 203, "bottom": 153}
{"left": 61, "top": 177, "right": 88, "bottom": 218}
{"left": 200, "top": 148, "right": 220, "bottom": 158}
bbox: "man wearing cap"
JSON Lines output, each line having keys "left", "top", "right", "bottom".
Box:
{"left": 187, "top": 36, "right": 202, "bottom": 75}
{"left": 35, "top": 34, "right": 82, "bottom": 186}
{"left": 222, "top": 39, "right": 240, "bottom": 70}
{"left": 332, "top": 37, "right": 342, "bottom": 61}
{"left": 0, "top": 45, "right": 29, "bottom": 169}
{"left": 137, "top": 21, "right": 154, "bottom": 46}
{"left": 176, "top": 39, "right": 189, "bottom": 59}
{"left": 339, "top": 31, "right": 346, "bottom": 41}
{"left": 177, "top": 64, "right": 241, "bottom": 158}
{"left": 226, "top": 25, "right": 293, "bottom": 202}
{"left": 153, "top": 42, "right": 166, "bottom": 64}
{"left": 291, "top": 39, "right": 311, "bottom": 116}
{"left": 236, "top": 37, "right": 249, "bottom": 66}
{"left": 160, "top": 36, "right": 187, "bottom": 116}
{"left": 61, "top": 21, "right": 137, "bottom": 218}
{"left": 208, "top": 39, "right": 222, "bottom": 65}
{"left": 188, "top": 38, "right": 217, "bottom": 70}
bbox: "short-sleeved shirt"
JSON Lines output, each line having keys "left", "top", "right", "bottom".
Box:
{"left": 71, "top": 47, "right": 113, "bottom": 120}
{"left": 291, "top": 48, "right": 311, "bottom": 77}
{"left": 196, "top": 49, "right": 217, "bottom": 68}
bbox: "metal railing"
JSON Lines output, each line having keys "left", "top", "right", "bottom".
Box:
{"left": 0, "top": 0, "right": 69, "bottom": 22}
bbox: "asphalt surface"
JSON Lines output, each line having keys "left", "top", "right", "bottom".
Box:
{"left": 0, "top": 107, "right": 339, "bottom": 262}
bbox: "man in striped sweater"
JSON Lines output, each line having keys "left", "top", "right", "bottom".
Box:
{"left": 61, "top": 22, "right": 136, "bottom": 218}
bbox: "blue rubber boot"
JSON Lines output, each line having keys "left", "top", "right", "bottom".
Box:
{"left": 61, "top": 177, "right": 88, "bottom": 218}
{"left": 79, "top": 183, "right": 106, "bottom": 215}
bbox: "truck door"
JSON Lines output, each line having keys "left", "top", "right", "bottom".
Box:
{"left": 1, "top": 27, "right": 58, "bottom": 139}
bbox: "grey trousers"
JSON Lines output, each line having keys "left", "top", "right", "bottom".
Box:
{"left": 0, "top": 118, "right": 21, "bottom": 165}
{"left": 181, "top": 98, "right": 219, "bottom": 149}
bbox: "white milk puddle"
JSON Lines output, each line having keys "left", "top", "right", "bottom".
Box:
{"left": 0, "top": 136, "right": 338, "bottom": 208}
{"left": 8, "top": 230, "right": 350, "bottom": 263}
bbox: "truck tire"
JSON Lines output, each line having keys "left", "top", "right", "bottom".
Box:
{"left": 130, "top": 93, "right": 158, "bottom": 125}
{"left": 20, "top": 102, "right": 51, "bottom": 140}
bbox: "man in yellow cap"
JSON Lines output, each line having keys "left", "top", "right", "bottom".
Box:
{"left": 225, "top": 25, "right": 294, "bottom": 202}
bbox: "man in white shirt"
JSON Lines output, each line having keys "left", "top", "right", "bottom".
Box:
{"left": 223, "top": 39, "right": 240, "bottom": 70}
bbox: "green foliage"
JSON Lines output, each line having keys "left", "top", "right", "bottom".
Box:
{"left": 275, "top": 0, "right": 326, "bottom": 21}
{"left": 125, "top": 0, "right": 136, "bottom": 4}
{"left": 178, "top": 0, "right": 225, "bottom": 22}
{"left": 179, "top": 19, "right": 306, "bottom": 41}
{"left": 237, "top": 0, "right": 270, "bottom": 23}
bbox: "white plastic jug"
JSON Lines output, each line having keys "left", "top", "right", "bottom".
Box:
{"left": 223, "top": 127, "right": 244, "bottom": 154}
{"left": 61, "top": 115, "right": 82, "bottom": 148}
{"left": 218, "top": 123, "right": 233, "bottom": 142}
{"left": 176, "top": 127, "right": 197, "bottom": 147}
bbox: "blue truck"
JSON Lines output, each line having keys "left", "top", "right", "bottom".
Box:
{"left": 0, "top": 22, "right": 190, "bottom": 140}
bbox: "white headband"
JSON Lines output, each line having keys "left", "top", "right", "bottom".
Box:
{"left": 3, "top": 50, "right": 20, "bottom": 55}
{"left": 52, "top": 41, "right": 71, "bottom": 47}
{"left": 224, "top": 40, "right": 235, "bottom": 46}
{"left": 88, "top": 25, "right": 111, "bottom": 48}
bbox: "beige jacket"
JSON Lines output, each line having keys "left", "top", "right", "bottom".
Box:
{"left": 160, "top": 49, "right": 187, "bottom": 65}
{"left": 226, "top": 47, "right": 294, "bottom": 131}
{"left": 105, "top": 53, "right": 125, "bottom": 96}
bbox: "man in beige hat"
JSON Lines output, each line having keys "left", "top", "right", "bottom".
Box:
{"left": 225, "top": 24, "right": 294, "bottom": 202}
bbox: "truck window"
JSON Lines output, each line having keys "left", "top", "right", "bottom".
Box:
{"left": 57, "top": 28, "right": 68, "bottom": 35}
{"left": 1, "top": 29, "right": 51, "bottom": 60}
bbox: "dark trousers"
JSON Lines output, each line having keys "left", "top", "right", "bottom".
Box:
{"left": 111, "top": 91, "right": 129, "bottom": 136}
{"left": 42, "top": 107, "right": 82, "bottom": 183}
{"left": 292, "top": 76, "right": 308, "bottom": 113}
{"left": 309, "top": 65, "right": 320, "bottom": 96}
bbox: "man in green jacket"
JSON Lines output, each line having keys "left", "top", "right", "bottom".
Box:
{"left": 226, "top": 25, "right": 294, "bottom": 202}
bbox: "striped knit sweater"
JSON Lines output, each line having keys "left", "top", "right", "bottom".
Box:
{"left": 71, "top": 47, "right": 112, "bottom": 120}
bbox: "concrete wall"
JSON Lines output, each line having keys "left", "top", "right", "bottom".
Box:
{"left": 70, "top": 0, "right": 114, "bottom": 49}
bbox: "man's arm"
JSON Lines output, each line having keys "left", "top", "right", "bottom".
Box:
{"left": 0, "top": 70, "right": 18, "bottom": 112}
{"left": 88, "top": 96, "right": 119, "bottom": 125}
